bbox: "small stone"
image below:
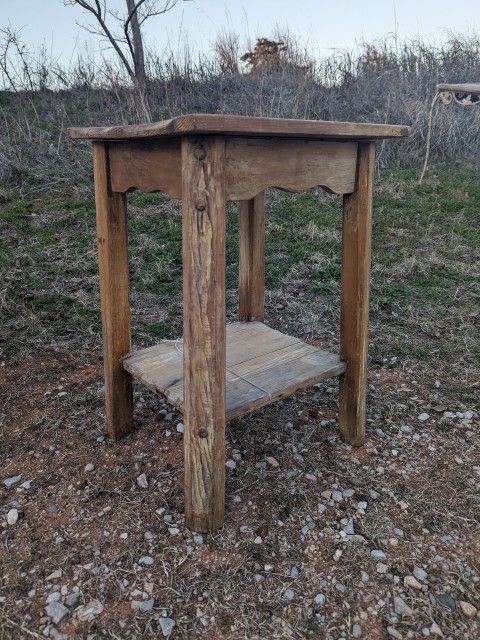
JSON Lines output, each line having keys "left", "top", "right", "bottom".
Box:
{"left": 371, "top": 549, "right": 386, "bottom": 560}
{"left": 331, "top": 490, "right": 343, "bottom": 502}
{"left": 413, "top": 567, "right": 428, "bottom": 582}
{"left": 131, "top": 598, "right": 154, "bottom": 612}
{"left": 7, "top": 509, "right": 19, "bottom": 525}
{"left": 176, "top": 422, "right": 184, "bottom": 433}
{"left": 45, "top": 602, "right": 69, "bottom": 625}
{"left": 376, "top": 563, "right": 388, "bottom": 574}
{"left": 46, "top": 592, "right": 61, "bottom": 604}
{"left": 46, "top": 569, "right": 62, "bottom": 581}
{"left": 283, "top": 588, "right": 294, "bottom": 601}
{"left": 76, "top": 599, "right": 104, "bottom": 621}
{"left": 264, "top": 564, "right": 274, "bottom": 572}
{"left": 168, "top": 527, "right": 180, "bottom": 535}
{"left": 159, "top": 617, "right": 176, "bottom": 636}
{"left": 343, "top": 519, "right": 354, "bottom": 535}
{"left": 139, "top": 556, "right": 154, "bottom": 566}
{"left": 136, "top": 473, "right": 148, "bottom": 489}
{"left": 459, "top": 601, "right": 477, "bottom": 618}
{"left": 387, "top": 627, "right": 403, "bottom": 640}
{"left": 65, "top": 593, "right": 79, "bottom": 608}
{"left": 225, "top": 459, "right": 236, "bottom": 470}
{"left": 321, "top": 490, "right": 331, "bottom": 500}
{"left": 352, "top": 623, "right": 362, "bottom": 638}
{"left": 164, "top": 413, "right": 173, "bottom": 422}
{"left": 193, "top": 533, "right": 204, "bottom": 545}
{"left": 266, "top": 456, "right": 279, "bottom": 468}
{"left": 430, "top": 622, "right": 443, "bottom": 637}
{"left": 394, "top": 596, "right": 413, "bottom": 616}
{"left": 3, "top": 475, "right": 21, "bottom": 488}
{"left": 361, "top": 571, "right": 370, "bottom": 582}
{"left": 20, "top": 480, "right": 32, "bottom": 490}
{"left": 418, "top": 413, "right": 429, "bottom": 422}
{"left": 357, "top": 501, "right": 368, "bottom": 510}
{"left": 253, "top": 536, "right": 263, "bottom": 544}
{"left": 314, "top": 592, "right": 326, "bottom": 606}
{"left": 404, "top": 575, "right": 422, "bottom": 590}
{"left": 436, "top": 593, "right": 456, "bottom": 610}
{"left": 290, "top": 566, "right": 300, "bottom": 579}
{"left": 343, "top": 489, "right": 355, "bottom": 498}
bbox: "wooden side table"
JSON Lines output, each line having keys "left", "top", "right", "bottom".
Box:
{"left": 69, "top": 114, "right": 409, "bottom": 532}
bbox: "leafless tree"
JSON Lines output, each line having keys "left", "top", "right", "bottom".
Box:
{"left": 64, "top": 0, "right": 184, "bottom": 120}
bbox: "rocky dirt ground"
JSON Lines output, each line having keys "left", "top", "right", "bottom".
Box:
{"left": 1, "top": 168, "right": 479, "bottom": 638}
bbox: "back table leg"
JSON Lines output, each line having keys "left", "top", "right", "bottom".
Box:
{"left": 182, "top": 136, "right": 227, "bottom": 532}
{"left": 238, "top": 192, "right": 265, "bottom": 321}
{"left": 93, "top": 142, "right": 133, "bottom": 439}
{"left": 339, "top": 142, "right": 375, "bottom": 446}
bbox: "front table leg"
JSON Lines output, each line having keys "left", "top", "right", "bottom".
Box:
{"left": 182, "top": 136, "right": 227, "bottom": 532}
{"left": 93, "top": 142, "right": 133, "bottom": 439}
{"left": 339, "top": 142, "right": 375, "bottom": 446}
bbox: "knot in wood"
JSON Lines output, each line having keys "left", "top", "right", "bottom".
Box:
{"left": 195, "top": 198, "right": 207, "bottom": 211}
{"left": 197, "top": 428, "right": 208, "bottom": 438}
{"left": 193, "top": 145, "right": 207, "bottom": 161}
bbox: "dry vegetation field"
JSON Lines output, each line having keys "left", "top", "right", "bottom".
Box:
{"left": 1, "top": 164, "right": 479, "bottom": 639}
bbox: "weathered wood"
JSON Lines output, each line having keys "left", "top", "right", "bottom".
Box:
{"left": 109, "top": 139, "right": 181, "bottom": 197}
{"left": 93, "top": 142, "right": 133, "bottom": 439}
{"left": 123, "top": 321, "right": 346, "bottom": 421}
{"left": 339, "top": 142, "right": 376, "bottom": 447}
{"left": 437, "top": 82, "right": 480, "bottom": 95}
{"left": 227, "top": 138, "right": 358, "bottom": 198}
{"left": 238, "top": 192, "right": 265, "bottom": 321}
{"left": 68, "top": 113, "right": 410, "bottom": 141}
{"left": 106, "top": 137, "right": 357, "bottom": 198}
{"left": 182, "top": 136, "right": 226, "bottom": 532}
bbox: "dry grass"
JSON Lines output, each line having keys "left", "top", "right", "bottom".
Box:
{"left": 3, "top": 33, "right": 480, "bottom": 196}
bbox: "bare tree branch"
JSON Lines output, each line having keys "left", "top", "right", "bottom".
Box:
{"left": 64, "top": 0, "right": 189, "bottom": 121}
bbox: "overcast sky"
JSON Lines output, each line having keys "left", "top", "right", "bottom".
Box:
{"left": 5, "top": 0, "right": 480, "bottom": 64}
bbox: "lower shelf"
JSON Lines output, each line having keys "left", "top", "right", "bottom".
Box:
{"left": 123, "top": 321, "right": 346, "bottom": 421}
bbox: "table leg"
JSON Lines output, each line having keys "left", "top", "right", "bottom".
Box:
{"left": 238, "top": 192, "right": 265, "bottom": 321}
{"left": 182, "top": 136, "right": 226, "bottom": 532}
{"left": 93, "top": 142, "right": 133, "bottom": 439}
{"left": 339, "top": 142, "right": 375, "bottom": 446}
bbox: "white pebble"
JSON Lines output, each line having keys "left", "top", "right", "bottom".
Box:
{"left": 136, "top": 473, "right": 149, "bottom": 489}
{"left": 7, "top": 508, "right": 19, "bottom": 525}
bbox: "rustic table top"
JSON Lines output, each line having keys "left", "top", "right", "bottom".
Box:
{"left": 437, "top": 82, "right": 480, "bottom": 95}
{"left": 68, "top": 113, "right": 410, "bottom": 142}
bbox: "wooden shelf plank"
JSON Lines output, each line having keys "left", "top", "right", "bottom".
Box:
{"left": 124, "top": 321, "right": 346, "bottom": 421}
